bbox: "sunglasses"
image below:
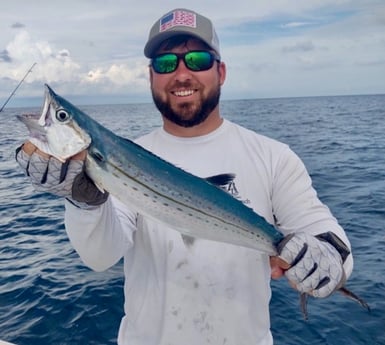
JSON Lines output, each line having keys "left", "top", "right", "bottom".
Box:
{"left": 151, "top": 50, "right": 220, "bottom": 74}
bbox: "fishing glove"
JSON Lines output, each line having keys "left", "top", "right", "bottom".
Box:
{"left": 277, "top": 232, "right": 350, "bottom": 298}
{"left": 15, "top": 144, "right": 108, "bottom": 208}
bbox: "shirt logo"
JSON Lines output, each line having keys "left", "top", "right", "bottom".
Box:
{"left": 205, "top": 173, "right": 250, "bottom": 205}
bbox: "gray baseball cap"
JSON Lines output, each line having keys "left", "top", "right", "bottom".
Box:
{"left": 144, "top": 8, "right": 220, "bottom": 58}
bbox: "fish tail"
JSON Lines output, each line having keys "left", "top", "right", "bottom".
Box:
{"left": 300, "top": 292, "right": 309, "bottom": 320}
{"left": 298, "top": 286, "right": 370, "bottom": 321}
{"left": 338, "top": 286, "right": 371, "bottom": 312}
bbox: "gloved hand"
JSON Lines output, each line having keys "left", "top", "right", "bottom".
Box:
{"left": 277, "top": 232, "right": 346, "bottom": 298}
{"left": 16, "top": 142, "right": 108, "bottom": 208}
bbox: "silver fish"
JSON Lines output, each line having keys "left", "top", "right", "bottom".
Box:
{"left": 17, "top": 84, "right": 370, "bottom": 318}
{"left": 18, "top": 84, "right": 284, "bottom": 255}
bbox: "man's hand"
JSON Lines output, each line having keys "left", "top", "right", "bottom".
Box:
{"left": 16, "top": 141, "right": 108, "bottom": 207}
{"left": 273, "top": 232, "right": 345, "bottom": 298}
{"left": 270, "top": 256, "right": 290, "bottom": 279}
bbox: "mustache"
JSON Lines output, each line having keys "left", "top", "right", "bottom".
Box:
{"left": 169, "top": 80, "right": 199, "bottom": 89}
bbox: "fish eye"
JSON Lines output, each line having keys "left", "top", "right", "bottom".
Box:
{"left": 56, "top": 109, "right": 70, "bottom": 122}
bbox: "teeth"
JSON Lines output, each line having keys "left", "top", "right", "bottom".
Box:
{"left": 174, "top": 90, "right": 194, "bottom": 97}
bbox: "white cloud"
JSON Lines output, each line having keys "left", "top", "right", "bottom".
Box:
{"left": 0, "top": 29, "right": 149, "bottom": 97}
{"left": 280, "top": 22, "right": 315, "bottom": 29}
{"left": 87, "top": 63, "right": 147, "bottom": 86}
{"left": 83, "top": 62, "right": 149, "bottom": 96}
{"left": 2, "top": 30, "right": 81, "bottom": 86}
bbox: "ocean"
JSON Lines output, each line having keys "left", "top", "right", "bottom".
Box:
{"left": 0, "top": 94, "right": 384, "bottom": 345}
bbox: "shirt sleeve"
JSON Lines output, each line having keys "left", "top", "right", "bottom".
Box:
{"left": 64, "top": 196, "right": 136, "bottom": 272}
{"left": 271, "top": 145, "right": 353, "bottom": 277}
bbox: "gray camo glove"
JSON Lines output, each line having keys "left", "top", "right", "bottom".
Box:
{"left": 16, "top": 144, "right": 108, "bottom": 208}
{"left": 277, "top": 232, "right": 348, "bottom": 298}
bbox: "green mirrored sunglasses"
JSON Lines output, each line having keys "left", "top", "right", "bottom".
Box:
{"left": 151, "top": 50, "right": 220, "bottom": 74}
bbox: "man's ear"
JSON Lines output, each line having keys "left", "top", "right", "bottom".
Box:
{"left": 218, "top": 61, "right": 226, "bottom": 86}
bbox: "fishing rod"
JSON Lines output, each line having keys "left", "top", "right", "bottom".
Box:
{"left": 0, "top": 62, "right": 37, "bottom": 112}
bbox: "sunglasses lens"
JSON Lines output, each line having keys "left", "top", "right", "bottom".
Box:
{"left": 152, "top": 54, "right": 178, "bottom": 73}
{"left": 151, "top": 51, "right": 217, "bottom": 74}
{"left": 184, "top": 51, "right": 213, "bottom": 71}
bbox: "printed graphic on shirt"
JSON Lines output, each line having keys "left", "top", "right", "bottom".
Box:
{"left": 205, "top": 173, "right": 250, "bottom": 205}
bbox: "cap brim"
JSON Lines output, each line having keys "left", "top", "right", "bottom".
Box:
{"left": 144, "top": 29, "right": 215, "bottom": 58}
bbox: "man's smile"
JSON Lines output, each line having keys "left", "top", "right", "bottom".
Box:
{"left": 172, "top": 89, "right": 196, "bottom": 97}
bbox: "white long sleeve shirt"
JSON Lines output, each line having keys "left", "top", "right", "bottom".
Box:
{"left": 65, "top": 119, "right": 353, "bottom": 345}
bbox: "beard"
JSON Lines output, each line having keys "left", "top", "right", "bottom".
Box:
{"left": 151, "top": 81, "right": 221, "bottom": 128}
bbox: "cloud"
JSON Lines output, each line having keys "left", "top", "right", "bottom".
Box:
{"left": 87, "top": 63, "right": 147, "bottom": 85}
{"left": 0, "top": 49, "right": 12, "bottom": 63}
{"left": 282, "top": 41, "right": 316, "bottom": 53}
{"left": 83, "top": 62, "right": 149, "bottom": 97}
{"left": 0, "top": 1, "right": 384, "bottom": 102}
{"left": 280, "top": 22, "right": 315, "bottom": 29}
{"left": 11, "top": 22, "right": 25, "bottom": 29}
{"left": 0, "top": 27, "right": 151, "bottom": 99}
{"left": 2, "top": 30, "right": 81, "bottom": 84}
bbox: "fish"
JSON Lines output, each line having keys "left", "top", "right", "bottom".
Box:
{"left": 17, "top": 84, "right": 370, "bottom": 318}
{"left": 18, "top": 84, "right": 284, "bottom": 255}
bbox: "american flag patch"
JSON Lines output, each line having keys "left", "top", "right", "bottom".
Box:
{"left": 160, "top": 10, "right": 196, "bottom": 32}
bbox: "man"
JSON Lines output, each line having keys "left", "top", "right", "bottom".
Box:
{"left": 17, "top": 8, "right": 353, "bottom": 345}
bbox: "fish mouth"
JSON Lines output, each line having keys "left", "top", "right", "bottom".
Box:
{"left": 17, "top": 113, "right": 41, "bottom": 121}
{"left": 16, "top": 113, "right": 42, "bottom": 128}
{"left": 16, "top": 113, "right": 47, "bottom": 143}
{"left": 17, "top": 83, "right": 54, "bottom": 127}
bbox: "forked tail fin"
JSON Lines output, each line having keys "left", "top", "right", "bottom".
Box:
{"left": 299, "top": 287, "right": 370, "bottom": 320}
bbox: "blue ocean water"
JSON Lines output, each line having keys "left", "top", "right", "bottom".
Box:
{"left": 0, "top": 94, "right": 384, "bottom": 344}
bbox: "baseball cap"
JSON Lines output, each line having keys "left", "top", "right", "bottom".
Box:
{"left": 144, "top": 8, "right": 220, "bottom": 58}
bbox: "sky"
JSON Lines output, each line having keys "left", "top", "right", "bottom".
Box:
{"left": 0, "top": 0, "right": 384, "bottom": 106}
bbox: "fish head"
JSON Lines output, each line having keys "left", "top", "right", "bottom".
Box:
{"left": 18, "top": 84, "right": 91, "bottom": 162}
